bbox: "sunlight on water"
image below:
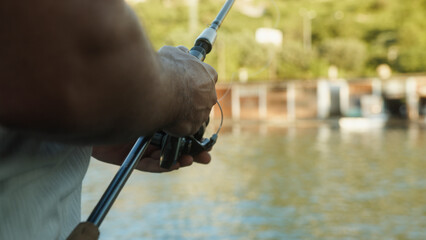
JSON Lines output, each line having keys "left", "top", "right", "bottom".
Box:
{"left": 82, "top": 122, "right": 426, "bottom": 240}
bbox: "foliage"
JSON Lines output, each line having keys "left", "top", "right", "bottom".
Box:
{"left": 277, "top": 41, "right": 317, "bottom": 79}
{"left": 396, "top": 48, "right": 426, "bottom": 73}
{"left": 130, "top": 0, "right": 426, "bottom": 82}
{"left": 319, "top": 38, "right": 367, "bottom": 77}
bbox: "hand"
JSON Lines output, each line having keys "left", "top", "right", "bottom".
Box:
{"left": 158, "top": 46, "right": 218, "bottom": 136}
{"left": 137, "top": 144, "right": 211, "bottom": 173}
{"left": 92, "top": 143, "right": 211, "bottom": 173}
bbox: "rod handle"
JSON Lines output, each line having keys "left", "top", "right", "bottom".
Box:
{"left": 189, "top": 45, "right": 207, "bottom": 61}
{"left": 66, "top": 222, "right": 99, "bottom": 240}
{"left": 189, "top": 27, "right": 218, "bottom": 61}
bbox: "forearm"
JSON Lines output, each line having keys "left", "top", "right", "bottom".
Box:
{"left": 0, "top": 0, "right": 181, "bottom": 143}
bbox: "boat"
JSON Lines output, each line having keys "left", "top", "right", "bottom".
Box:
{"left": 339, "top": 115, "right": 388, "bottom": 130}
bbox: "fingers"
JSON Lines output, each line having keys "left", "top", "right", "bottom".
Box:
{"left": 203, "top": 64, "right": 218, "bottom": 84}
{"left": 193, "top": 151, "right": 211, "bottom": 164}
{"left": 176, "top": 45, "right": 217, "bottom": 83}
{"left": 178, "top": 155, "right": 193, "bottom": 167}
{"left": 137, "top": 149, "right": 173, "bottom": 173}
{"left": 175, "top": 151, "right": 211, "bottom": 168}
{"left": 177, "top": 45, "right": 189, "bottom": 53}
{"left": 158, "top": 44, "right": 218, "bottom": 137}
{"left": 137, "top": 156, "right": 180, "bottom": 173}
{"left": 160, "top": 45, "right": 217, "bottom": 84}
{"left": 136, "top": 149, "right": 211, "bottom": 173}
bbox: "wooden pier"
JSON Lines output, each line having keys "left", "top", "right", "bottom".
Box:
{"left": 211, "top": 75, "right": 426, "bottom": 122}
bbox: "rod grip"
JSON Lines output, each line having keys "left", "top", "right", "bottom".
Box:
{"left": 67, "top": 222, "right": 99, "bottom": 240}
{"left": 189, "top": 46, "right": 207, "bottom": 61}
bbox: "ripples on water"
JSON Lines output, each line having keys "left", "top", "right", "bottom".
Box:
{"left": 82, "top": 121, "right": 426, "bottom": 240}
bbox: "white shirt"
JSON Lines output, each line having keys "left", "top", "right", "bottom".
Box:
{"left": 0, "top": 127, "right": 91, "bottom": 240}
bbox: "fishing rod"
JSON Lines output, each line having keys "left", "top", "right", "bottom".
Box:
{"left": 81, "top": 0, "right": 235, "bottom": 232}
{"left": 150, "top": 0, "right": 233, "bottom": 169}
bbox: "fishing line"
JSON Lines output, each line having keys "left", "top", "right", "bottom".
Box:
{"left": 215, "top": 100, "right": 224, "bottom": 134}
{"left": 196, "top": 0, "right": 280, "bottom": 136}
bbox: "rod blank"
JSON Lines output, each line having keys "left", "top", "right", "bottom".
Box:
{"left": 87, "top": 136, "right": 152, "bottom": 227}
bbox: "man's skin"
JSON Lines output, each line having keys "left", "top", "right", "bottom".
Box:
{"left": 0, "top": 0, "right": 217, "bottom": 171}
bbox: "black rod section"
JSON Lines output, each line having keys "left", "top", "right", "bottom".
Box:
{"left": 87, "top": 136, "right": 152, "bottom": 227}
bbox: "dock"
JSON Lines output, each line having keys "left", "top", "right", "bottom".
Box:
{"left": 211, "top": 75, "right": 426, "bottom": 122}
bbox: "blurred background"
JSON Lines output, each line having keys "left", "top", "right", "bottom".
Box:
{"left": 130, "top": 0, "right": 426, "bottom": 81}
{"left": 82, "top": 0, "right": 426, "bottom": 239}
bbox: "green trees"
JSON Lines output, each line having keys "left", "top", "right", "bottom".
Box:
{"left": 131, "top": 0, "right": 426, "bottom": 81}
{"left": 319, "top": 38, "right": 367, "bottom": 76}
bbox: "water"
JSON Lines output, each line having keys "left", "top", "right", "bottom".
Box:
{"left": 82, "top": 121, "right": 426, "bottom": 240}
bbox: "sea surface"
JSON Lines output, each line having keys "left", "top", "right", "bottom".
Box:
{"left": 82, "top": 121, "right": 426, "bottom": 240}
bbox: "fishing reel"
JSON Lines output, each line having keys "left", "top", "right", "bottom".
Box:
{"left": 148, "top": 0, "right": 230, "bottom": 170}
{"left": 151, "top": 120, "right": 218, "bottom": 169}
